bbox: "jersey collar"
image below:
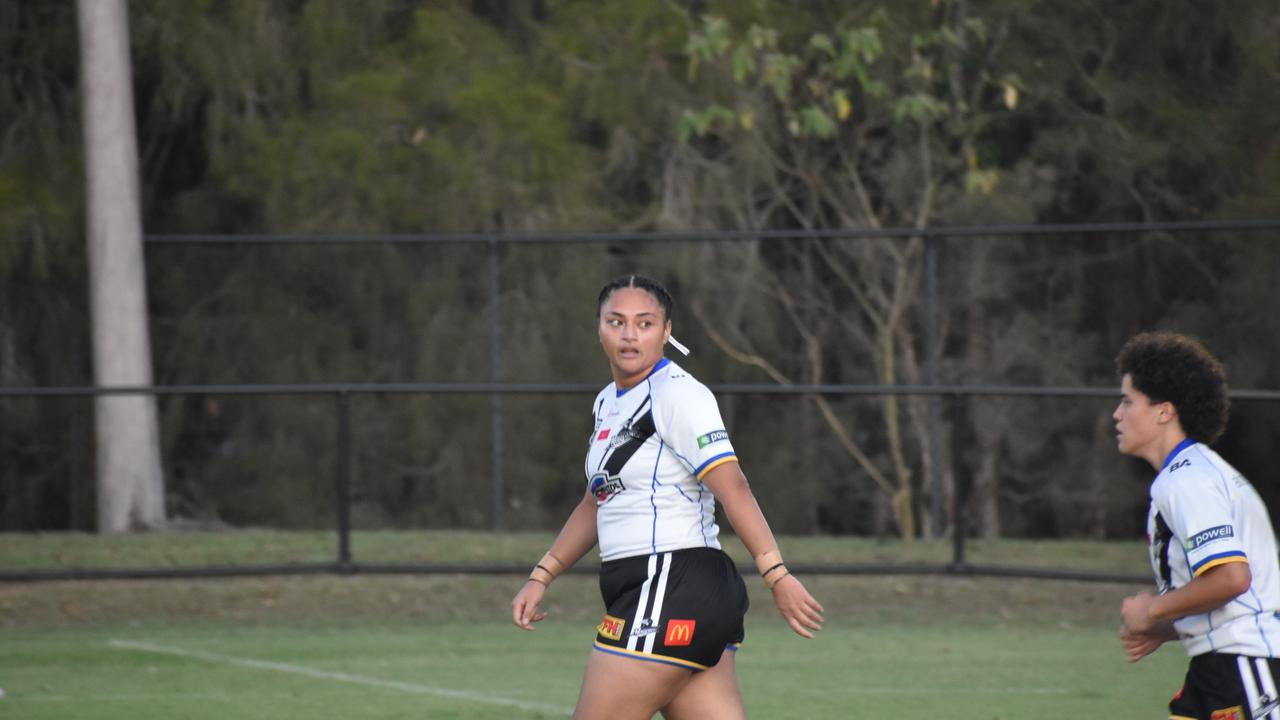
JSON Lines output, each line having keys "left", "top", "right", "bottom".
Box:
{"left": 616, "top": 357, "right": 670, "bottom": 397}
{"left": 1159, "top": 437, "right": 1198, "bottom": 473}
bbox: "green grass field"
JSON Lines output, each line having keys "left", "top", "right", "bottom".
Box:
{"left": 0, "top": 532, "right": 1185, "bottom": 719}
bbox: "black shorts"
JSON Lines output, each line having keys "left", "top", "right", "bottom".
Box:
{"left": 593, "top": 547, "right": 748, "bottom": 671}
{"left": 1169, "top": 652, "right": 1280, "bottom": 719}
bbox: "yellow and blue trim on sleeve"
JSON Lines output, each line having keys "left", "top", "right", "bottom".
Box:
{"left": 694, "top": 453, "right": 738, "bottom": 480}
{"left": 1191, "top": 550, "right": 1248, "bottom": 577}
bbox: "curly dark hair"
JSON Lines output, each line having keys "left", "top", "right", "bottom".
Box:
{"left": 1116, "top": 332, "right": 1229, "bottom": 444}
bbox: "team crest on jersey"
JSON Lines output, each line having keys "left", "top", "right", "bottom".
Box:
{"left": 696, "top": 429, "right": 729, "bottom": 449}
{"left": 589, "top": 472, "right": 626, "bottom": 504}
{"left": 1211, "top": 706, "right": 1244, "bottom": 720}
{"left": 597, "top": 614, "right": 625, "bottom": 641}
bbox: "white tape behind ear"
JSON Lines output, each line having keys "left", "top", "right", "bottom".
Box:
{"left": 666, "top": 335, "right": 691, "bottom": 356}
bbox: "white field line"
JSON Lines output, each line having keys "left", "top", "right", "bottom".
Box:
{"left": 835, "top": 686, "right": 1071, "bottom": 695}
{"left": 109, "top": 639, "right": 572, "bottom": 716}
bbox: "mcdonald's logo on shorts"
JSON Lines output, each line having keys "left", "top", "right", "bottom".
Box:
{"left": 597, "top": 614, "right": 625, "bottom": 641}
{"left": 664, "top": 619, "right": 696, "bottom": 646}
{"left": 1210, "top": 707, "right": 1243, "bottom": 720}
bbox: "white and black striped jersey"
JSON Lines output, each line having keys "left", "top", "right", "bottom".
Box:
{"left": 1147, "top": 439, "right": 1280, "bottom": 657}
{"left": 586, "top": 358, "right": 737, "bottom": 562}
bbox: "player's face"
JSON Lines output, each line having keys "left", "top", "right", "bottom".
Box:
{"left": 1113, "top": 374, "right": 1167, "bottom": 460}
{"left": 598, "top": 287, "right": 670, "bottom": 390}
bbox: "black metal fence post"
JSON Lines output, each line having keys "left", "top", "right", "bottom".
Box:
{"left": 335, "top": 389, "right": 353, "bottom": 571}
{"left": 489, "top": 237, "right": 505, "bottom": 531}
{"left": 950, "top": 393, "right": 967, "bottom": 570}
{"left": 925, "top": 234, "right": 943, "bottom": 538}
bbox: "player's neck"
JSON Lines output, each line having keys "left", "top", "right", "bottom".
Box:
{"left": 612, "top": 357, "right": 669, "bottom": 392}
{"left": 1145, "top": 430, "right": 1191, "bottom": 472}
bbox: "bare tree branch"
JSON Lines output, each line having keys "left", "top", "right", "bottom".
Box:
{"left": 691, "top": 300, "right": 896, "bottom": 496}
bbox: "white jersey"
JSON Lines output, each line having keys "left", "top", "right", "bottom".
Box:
{"left": 585, "top": 358, "right": 737, "bottom": 562}
{"left": 1146, "top": 439, "right": 1280, "bottom": 657}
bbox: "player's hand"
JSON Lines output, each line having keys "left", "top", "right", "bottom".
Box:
{"left": 1119, "top": 625, "right": 1167, "bottom": 662}
{"left": 511, "top": 580, "right": 548, "bottom": 631}
{"left": 770, "top": 574, "right": 824, "bottom": 638}
{"left": 1120, "top": 591, "right": 1157, "bottom": 635}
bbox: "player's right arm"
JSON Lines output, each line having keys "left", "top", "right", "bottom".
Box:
{"left": 511, "top": 488, "right": 599, "bottom": 630}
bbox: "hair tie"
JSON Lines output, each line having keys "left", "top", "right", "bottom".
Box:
{"left": 667, "top": 335, "right": 691, "bottom": 356}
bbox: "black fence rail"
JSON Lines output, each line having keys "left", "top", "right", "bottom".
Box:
{"left": 0, "top": 561, "right": 1152, "bottom": 585}
{"left": 6, "top": 381, "right": 1280, "bottom": 584}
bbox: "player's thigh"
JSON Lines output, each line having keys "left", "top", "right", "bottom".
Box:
{"left": 661, "top": 649, "right": 745, "bottom": 720}
{"left": 574, "top": 646, "right": 694, "bottom": 720}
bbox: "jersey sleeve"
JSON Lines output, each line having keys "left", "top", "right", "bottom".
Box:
{"left": 654, "top": 379, "right": 737, "bottom": 480}
{"left": 1158, "top": 471, "right": 1248, "bottom": 578}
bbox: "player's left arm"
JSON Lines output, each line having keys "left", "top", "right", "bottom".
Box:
{"left": 1119, "top": 618, "right": 1178, "bottom": 662}
{"left": 701, "top": 462, "right": 824, "bottom": 638}
{"left": 1122, "top": 561, "right": 1252, "bottom": 635}
{"left": 1124, "top": 468, "right": 1253, "bottom": 636}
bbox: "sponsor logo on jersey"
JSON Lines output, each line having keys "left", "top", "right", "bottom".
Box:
{"left": 598, "top": 614, "right": 625, "bottom": 641}
{"left": 1211, "top": 705, "right": 1244, "bottom": 720}
{"left": 1252, "top": 696, "right": 1280, "bottom": 719}
{"left": 1186, "top": 524, "right": 1234, "bottom": 550}
{"left": 664, "top": 619, "right": 696, "bottom": 646}
{"left": 606, "top": 422, "right": 644, "bottom": 450}
{"left": 589, "top": 472, "right": 626, "bottom": 504}
{"left": 696, "top": 430, "right": 729, "bottom": 449}
{"left": 596, "top": 428, "right": 610, "bottom": 441}
{"left": 629, "top": 618, "right": 658, "bottom": 638}
{"left": 1170, "top": 458, "right": 1192, "bottom": 472}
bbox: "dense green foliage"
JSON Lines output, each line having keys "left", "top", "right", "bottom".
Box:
{"left": 1, "top": 1, "right": 1278, "bottom": 537}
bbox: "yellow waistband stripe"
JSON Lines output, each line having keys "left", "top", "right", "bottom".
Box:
{"left": 592, "top": 641, "right": 708, "bottom": 671}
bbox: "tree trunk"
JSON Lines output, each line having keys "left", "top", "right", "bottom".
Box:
{"left": 77, "top": 0, "right": 166, "bottom": 532}
{"left": 971, "top": 428, "right": 1002, "bottom": 539}
{"left": 965, "top": 307, "right": 1002, "bottom": 538}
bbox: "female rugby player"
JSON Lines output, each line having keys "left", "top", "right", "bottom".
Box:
{"left": 511, "top": 274, "right": 823, "bottom": 719}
